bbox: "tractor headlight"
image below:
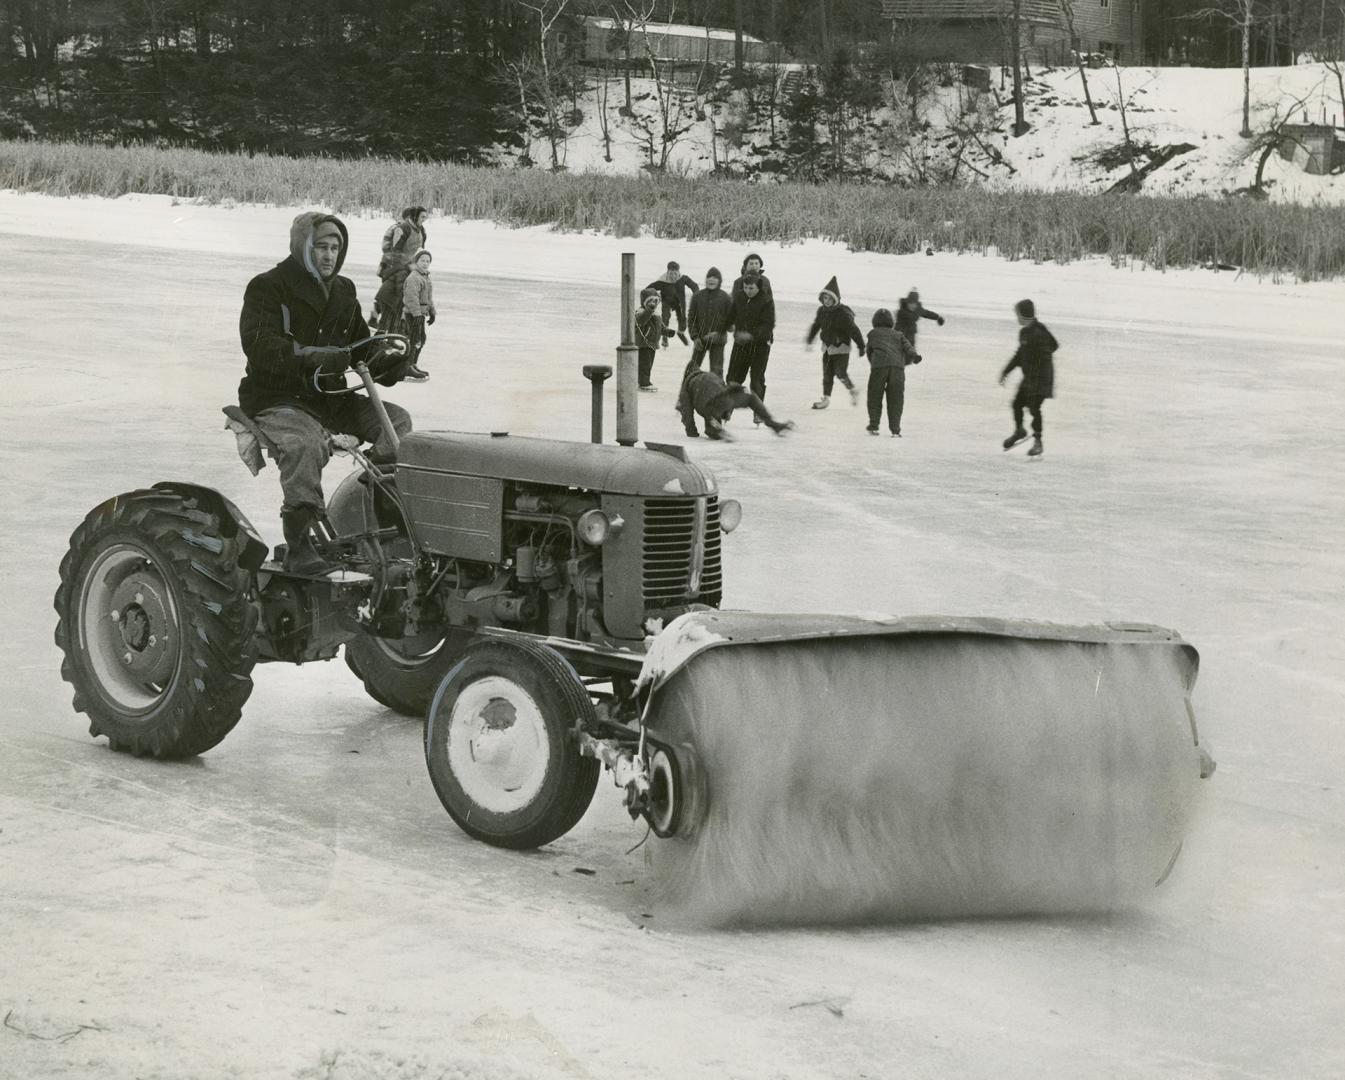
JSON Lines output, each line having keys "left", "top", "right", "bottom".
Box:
{"left": 719, "top": 499, "right": 742, "bottom": 533}
{"left": 576, "top": 508, "right": 611, "bottom": 546}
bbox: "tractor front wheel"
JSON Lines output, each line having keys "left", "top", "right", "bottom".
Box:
{"left": 425, "top": 639, "right": 600, "bottom": 849}
{"left": 53, "top": 489, "right": 259, "bottom": 758}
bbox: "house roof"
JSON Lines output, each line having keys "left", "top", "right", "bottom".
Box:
{"left": 583, "top": 16, "right": 765, "bottom": 45}
{"left": 881, "top": 0, "right": 1062, "bottom": 23}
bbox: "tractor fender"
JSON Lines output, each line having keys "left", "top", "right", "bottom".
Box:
{"left": 151, "top": 481, "right": 269, "bottom": 571}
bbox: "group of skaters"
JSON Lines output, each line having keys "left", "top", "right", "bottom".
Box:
{"left": 644, "top": 254, "right": 1058, "bottom": 457}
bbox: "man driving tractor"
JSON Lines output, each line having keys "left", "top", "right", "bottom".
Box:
{"left": 237, "top": 211, "right": 413, "bottom": 574}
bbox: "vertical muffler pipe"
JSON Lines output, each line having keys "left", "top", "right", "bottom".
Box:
{"left": 616, "top": 252, "right": 639, "bottom": 447}
{"left": 582, "top": 365, "right": 612, "bottom": 444}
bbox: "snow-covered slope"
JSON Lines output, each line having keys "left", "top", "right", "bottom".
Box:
{"left": 532, "top": 62, "right": 1345, "bottom": 204}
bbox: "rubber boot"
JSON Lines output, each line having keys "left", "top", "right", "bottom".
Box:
{"left": 280, "top": 508, "right": 332, "bottom": 575}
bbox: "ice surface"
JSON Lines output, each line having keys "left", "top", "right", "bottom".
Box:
{"left": 1, "top": 193, "right": 1342, "bottom": 1079}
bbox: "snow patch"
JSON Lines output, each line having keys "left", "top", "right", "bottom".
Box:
{"left": 636, "top": 611, "right": 728, "bottom": 695}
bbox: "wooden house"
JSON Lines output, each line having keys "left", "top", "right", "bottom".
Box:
{"left": 570, "top": 16, "right": 779, "bottom": 70}
{"left": 880, "top": 0, "right": 1144, "bottom": 66}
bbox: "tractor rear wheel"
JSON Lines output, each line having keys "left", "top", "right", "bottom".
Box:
{"left": 54, "top": 489, "right": 259, "bottom": 758}
{"left": 425, "top": 639, "right": 600, "bottom": 849}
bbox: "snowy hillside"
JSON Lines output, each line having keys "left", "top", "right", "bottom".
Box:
{"left": 526, "top": 62, "right": 1345, "bottom": 204}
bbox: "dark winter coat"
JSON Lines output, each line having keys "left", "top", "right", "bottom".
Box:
{"left": 379, "top": 217, "right": 427, "bottom": 280}
{"left": 688, "top": 286, "right": 735, "bottom": 343}
{"left": 731, "top": 290, "right": 775, "bottom": 345}
{"left": 806, "top": 304, "right": 866, "bottom": 355}
{"left": 238, "top": 213, "right": 376, "bottom": 419}
{"left": 865, "top": 326, "right": 919, "bottom": 371}
{"left": 679, "top": 366, "right": 734, "bottom": 422}
{"left": 1001, "top": 320, "right": 1058, "bottom": 399}
{"left": 634, "top": 307, "right": 664, "bottom": 351}
{"left": 645, "top": 273, "right": 699, "bottom": 319}
{"left": 896, "top": 299, "right": 942, "bottom": 343}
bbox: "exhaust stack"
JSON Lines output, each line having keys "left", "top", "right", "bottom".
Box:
{"left": 615, "top": 252, "right": 639, "bottom": 447}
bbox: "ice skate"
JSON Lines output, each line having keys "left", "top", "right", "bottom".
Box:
{"left": 403, "top": 365, "right": 429, "bottom": 382}
{"left": 848, "top": 384, "right": 860, "bottom": 406}
{"left": 812, "top": 397, "right": 831, "bottom": 410}
{"left": 891, "top": 431, "right": 902, "bottom": 438}
{"left": 866, "top": 425, "right": 879, "bottom": 435}
{"left": 1027, "top": 437, "right": 1043, "bottom": 457}
{"left": 1002, "top": 428, "right": 1028, "bottom": 450}
{"left": 768, "top": 420, "right": 794, "bottom": 436}
{"left": 639, "top": 384, "right": 658, "bottom": 393}
{"left": 676, "top": 331, "right": 689, "bottom": 346}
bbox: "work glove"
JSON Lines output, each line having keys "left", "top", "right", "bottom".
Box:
{"left": 296, "top": 344, "right": 351, "bottom": 375}
{"left": 913, "top": 354, "right": 923, "bottom": 364}
{"left": 733, "top": 330, "right": 753, "bottom": 345}
{"left": 427, "top": 311, "right": 436, "bottom": 326}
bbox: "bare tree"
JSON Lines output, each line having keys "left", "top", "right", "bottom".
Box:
{"left": 514, "top": 0, "right": 573, "bottom": 169}
{"left": 1196, "top": 1, "right": 1257, "bottom": 136}
{"left": 620, "top": 0, "right": 697, "bottom": 171}
{"left": 1058, "top": 0, "right": 1100, "bottom": 125}
{"left": 1243, "top": 85, "right": 1318, "bottom": 193}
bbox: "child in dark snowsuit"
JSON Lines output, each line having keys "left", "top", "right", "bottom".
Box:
{"left": 634, "top": 288, "right": 664, "bottom": 392}
{"left": 677, "top": 360, "right": 793, "bottom": 441}
{"left": 687, "top": 267, "right": 735, "bottom": 378}
{"left": 805, "top": 276, "right": 865, "bottom": 410}
{"left": 999, "top": 298, "right": 1058, "bottom": 457}
{"left": 895, "top": 288, "right": 944, "bottom": 347}
{"left": 865, "top": 308, "right": 921, "bottom": 437}
{"left": 644, "top": 261, "right": 699, "bottom": 345}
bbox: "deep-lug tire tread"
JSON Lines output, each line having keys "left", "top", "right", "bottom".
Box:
{"left": 54, "top": 489, "right": 259, "bottom": 759}
{"left": 426, "top": 638, "right": 600, "bottom": 850}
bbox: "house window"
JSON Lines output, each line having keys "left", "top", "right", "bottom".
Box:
{"left": 1100, "top": 0, "right": 1109, "bottom": 7}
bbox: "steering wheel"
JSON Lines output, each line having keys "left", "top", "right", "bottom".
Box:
{"left": 312, "top": 333, "right": 411, "bottom": 395}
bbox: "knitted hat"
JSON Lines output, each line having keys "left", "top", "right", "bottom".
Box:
{"left": 907, "top": 288, "right": 921, "bottom": 300}
{"left": 740, "top": 271, "right": 762, "bottom": 289}
{"left": 410, "top": 247, "right": 431, "bottom": 264}
{"left": 667, "top": 260, "right": 680, "bottom": 271}
{"left": 819, "top": 276, "right": 840, "bottom": 304}
{"left": 640, "top": 287, "right": 660, "bottom": 304}
{"left": 872, "top": 307, "right": 895, "bottom": 329}
{"left": 705, "top": 266, "right": 722, "bottom": 283}
{"left": 1015, "top": 298, "right": 1035, "bottom": 319}
{"left": 741, "top": 253, "right": 764, "bottom": 273}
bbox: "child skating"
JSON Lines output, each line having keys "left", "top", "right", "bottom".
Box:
{"left": 864, "top": 308, "right": 920, "bottom": 437}
{"left": 400, "top": 248, "right": 435, "bottom": 382}
{"left": 635, "top": 288, "right": 664, "bottom": 392}
{"left": 999, "top": 298, "right": 1059, "bottom": 458}
{"left": 805, "top": 276, "right": 865, "bottom": 410}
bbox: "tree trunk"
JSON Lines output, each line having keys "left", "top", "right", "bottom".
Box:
{"left": 734, "top": 0, "right": 744, "bottom": 80}
{"left": 1241, "top": 5, "right": 1252, "bottom": 137}
{"left": 1011, "top": 0, "right": 1028, "bottom": 135}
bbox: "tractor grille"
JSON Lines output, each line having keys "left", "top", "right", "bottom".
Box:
{"left": 642, "top": 496, "right": 722, "bottom": 608}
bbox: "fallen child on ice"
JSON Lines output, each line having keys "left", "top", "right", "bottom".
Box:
{"left": 677, "top": 360, "right": 794, "bottom": 440}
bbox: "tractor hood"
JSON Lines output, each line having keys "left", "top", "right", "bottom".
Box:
{"left": 398, "top": 431, "right": 718, "bottom": 499}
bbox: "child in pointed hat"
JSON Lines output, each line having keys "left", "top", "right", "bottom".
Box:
{"left": 804, "top": 275, "right": 865, "bottom": 409}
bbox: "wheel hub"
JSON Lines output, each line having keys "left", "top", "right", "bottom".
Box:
{"left": 447, "top": 677, "right": 549, "bottom": 814}
{"left": 109, "top": 573, "right": 175, "bottom": 684}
